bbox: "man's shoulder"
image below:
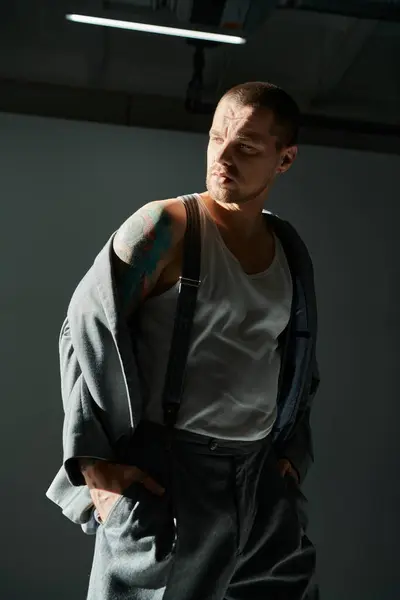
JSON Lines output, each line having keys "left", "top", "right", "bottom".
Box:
{"left": 144, "top": 196, "right": 187, "bottom": 242}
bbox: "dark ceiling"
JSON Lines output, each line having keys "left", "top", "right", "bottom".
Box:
{"left": 1, "top": 0, "right": 399, "bottom": 153}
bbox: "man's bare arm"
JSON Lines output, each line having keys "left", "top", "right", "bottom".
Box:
{"left": 112, "top": 200, "right": 185, "bottom": 318}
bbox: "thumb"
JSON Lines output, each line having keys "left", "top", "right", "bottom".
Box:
{"left": 128, "top": 466, "right": 165, "bottom": 497}
{"left": 277, "top": 459, "right": 290, "bottom": 477}
{"left": 141, "top": 473, "right": 166, "bottom": 497}
{"left": 121, "top": 465, "right": 166, "bottom": 496}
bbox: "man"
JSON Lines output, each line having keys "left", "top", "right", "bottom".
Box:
{"left": 47, "top": 81, "right": 320, "bottom": 599}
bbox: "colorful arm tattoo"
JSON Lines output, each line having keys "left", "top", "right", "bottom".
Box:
{"left": 112, "top": 203, "right": 173, "bottom": 314}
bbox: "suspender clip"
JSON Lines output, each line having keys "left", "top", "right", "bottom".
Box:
{"left": 178, "top": 276, "right": 201, "bottom": 293}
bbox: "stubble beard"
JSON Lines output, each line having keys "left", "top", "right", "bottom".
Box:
{"left": 206, "top": 173, "right": 246, "bottom": 206}
{"left": 206, "top": 173, "right": 270, "bottom": 207}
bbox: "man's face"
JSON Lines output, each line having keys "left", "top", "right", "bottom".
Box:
{"left": 206, "top": 97, "right": 294, "bottom": 206}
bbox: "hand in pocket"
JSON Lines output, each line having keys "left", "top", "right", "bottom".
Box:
{"left": 82, "top": 461, "right": 165, "bottom": 523}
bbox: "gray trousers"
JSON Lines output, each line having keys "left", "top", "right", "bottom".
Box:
{"left": 87, "top": 421, "right": 318, "bottom": 600}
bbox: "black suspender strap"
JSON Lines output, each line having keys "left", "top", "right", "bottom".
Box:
{"left": 162, "top": 194, "right": 201, "bottom": 434}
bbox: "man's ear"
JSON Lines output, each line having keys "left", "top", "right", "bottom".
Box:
{"left": 278, "top": 146, "right": 298, "bottom": 174}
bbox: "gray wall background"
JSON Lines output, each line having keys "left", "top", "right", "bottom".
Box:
{"left": 1, "top": 112, "right": 399, "bottom": 599}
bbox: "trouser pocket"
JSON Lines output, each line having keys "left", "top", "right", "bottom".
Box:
{"left": 88, "top": 483, "right": 176, "bottom": 599}
{"left": 96, "top": 480, "right": 141, "bottom": 527}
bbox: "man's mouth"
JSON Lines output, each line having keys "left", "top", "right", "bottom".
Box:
{"left": 212, "top": 171, "right": 234, "bottom": 183}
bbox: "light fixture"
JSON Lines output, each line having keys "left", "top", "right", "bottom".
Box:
{"left": 66, "top": 14, "right": 246, "bottom": 45}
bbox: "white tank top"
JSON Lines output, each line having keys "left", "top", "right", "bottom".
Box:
{"left": 134, "top": 194, "right": 293, "bottom": 441}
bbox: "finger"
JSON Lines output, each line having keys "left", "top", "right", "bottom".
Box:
{"left": 141, "top": 475, "right": 166, "bottom": 496}
{"left": 279, "top": 462, "right": 290, "bottom": 477}
{"left": 121, "top": 466, "right": 147, "bottom": 486}
{"left": 121, "top": 466, "right": 166, "bottom": 496}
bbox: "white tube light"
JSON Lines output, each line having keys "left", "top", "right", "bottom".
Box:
{"left": 66, "top": 14, "right": 246, "bottom": 45}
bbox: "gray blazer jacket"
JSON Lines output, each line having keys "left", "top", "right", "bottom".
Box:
{"left": 46, "top": 208, "right": 320, "bottom": 532}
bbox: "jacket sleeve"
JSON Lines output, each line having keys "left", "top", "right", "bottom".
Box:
{"left": 51, "top": 233, "right": 142, "bottom": 511}
{"left": 280, "top": 356, "right": 320, "bottom": 484}
{"left": 60, "top": 317, "right": 118, "bottom": 487}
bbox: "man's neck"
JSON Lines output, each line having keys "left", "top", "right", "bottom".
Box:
{"left": 198, "top": 191, "right": 269, "bottom": 240}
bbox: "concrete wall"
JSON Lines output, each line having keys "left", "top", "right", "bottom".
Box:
{"left": 1, "top": 112, "right": 399, "bottom": 599}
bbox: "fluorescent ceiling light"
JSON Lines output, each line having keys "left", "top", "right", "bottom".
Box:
{"left": 66, "top": 14, "right": 246, "bottom": 45}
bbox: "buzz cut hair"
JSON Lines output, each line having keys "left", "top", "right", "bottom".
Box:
{"left": 220, "top": 81, "right": 301, "bottom": 149}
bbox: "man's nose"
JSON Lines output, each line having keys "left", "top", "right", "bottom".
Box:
{"left": 215, "top": 141, "right": 234, "bottom": 165}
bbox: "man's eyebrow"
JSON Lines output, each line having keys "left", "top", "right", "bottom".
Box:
{"left": 209, "top": 128, "right": 266, "bottom": 144}
{"left": 236, "top": 131, "right": 266, "bottom": 144}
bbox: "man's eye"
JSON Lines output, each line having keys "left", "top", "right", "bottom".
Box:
{"left": 211, "top": 136, "right": 223, "bottom": 143}
{"left": 240, "top": 144, "right": 257, "bottom": 153}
